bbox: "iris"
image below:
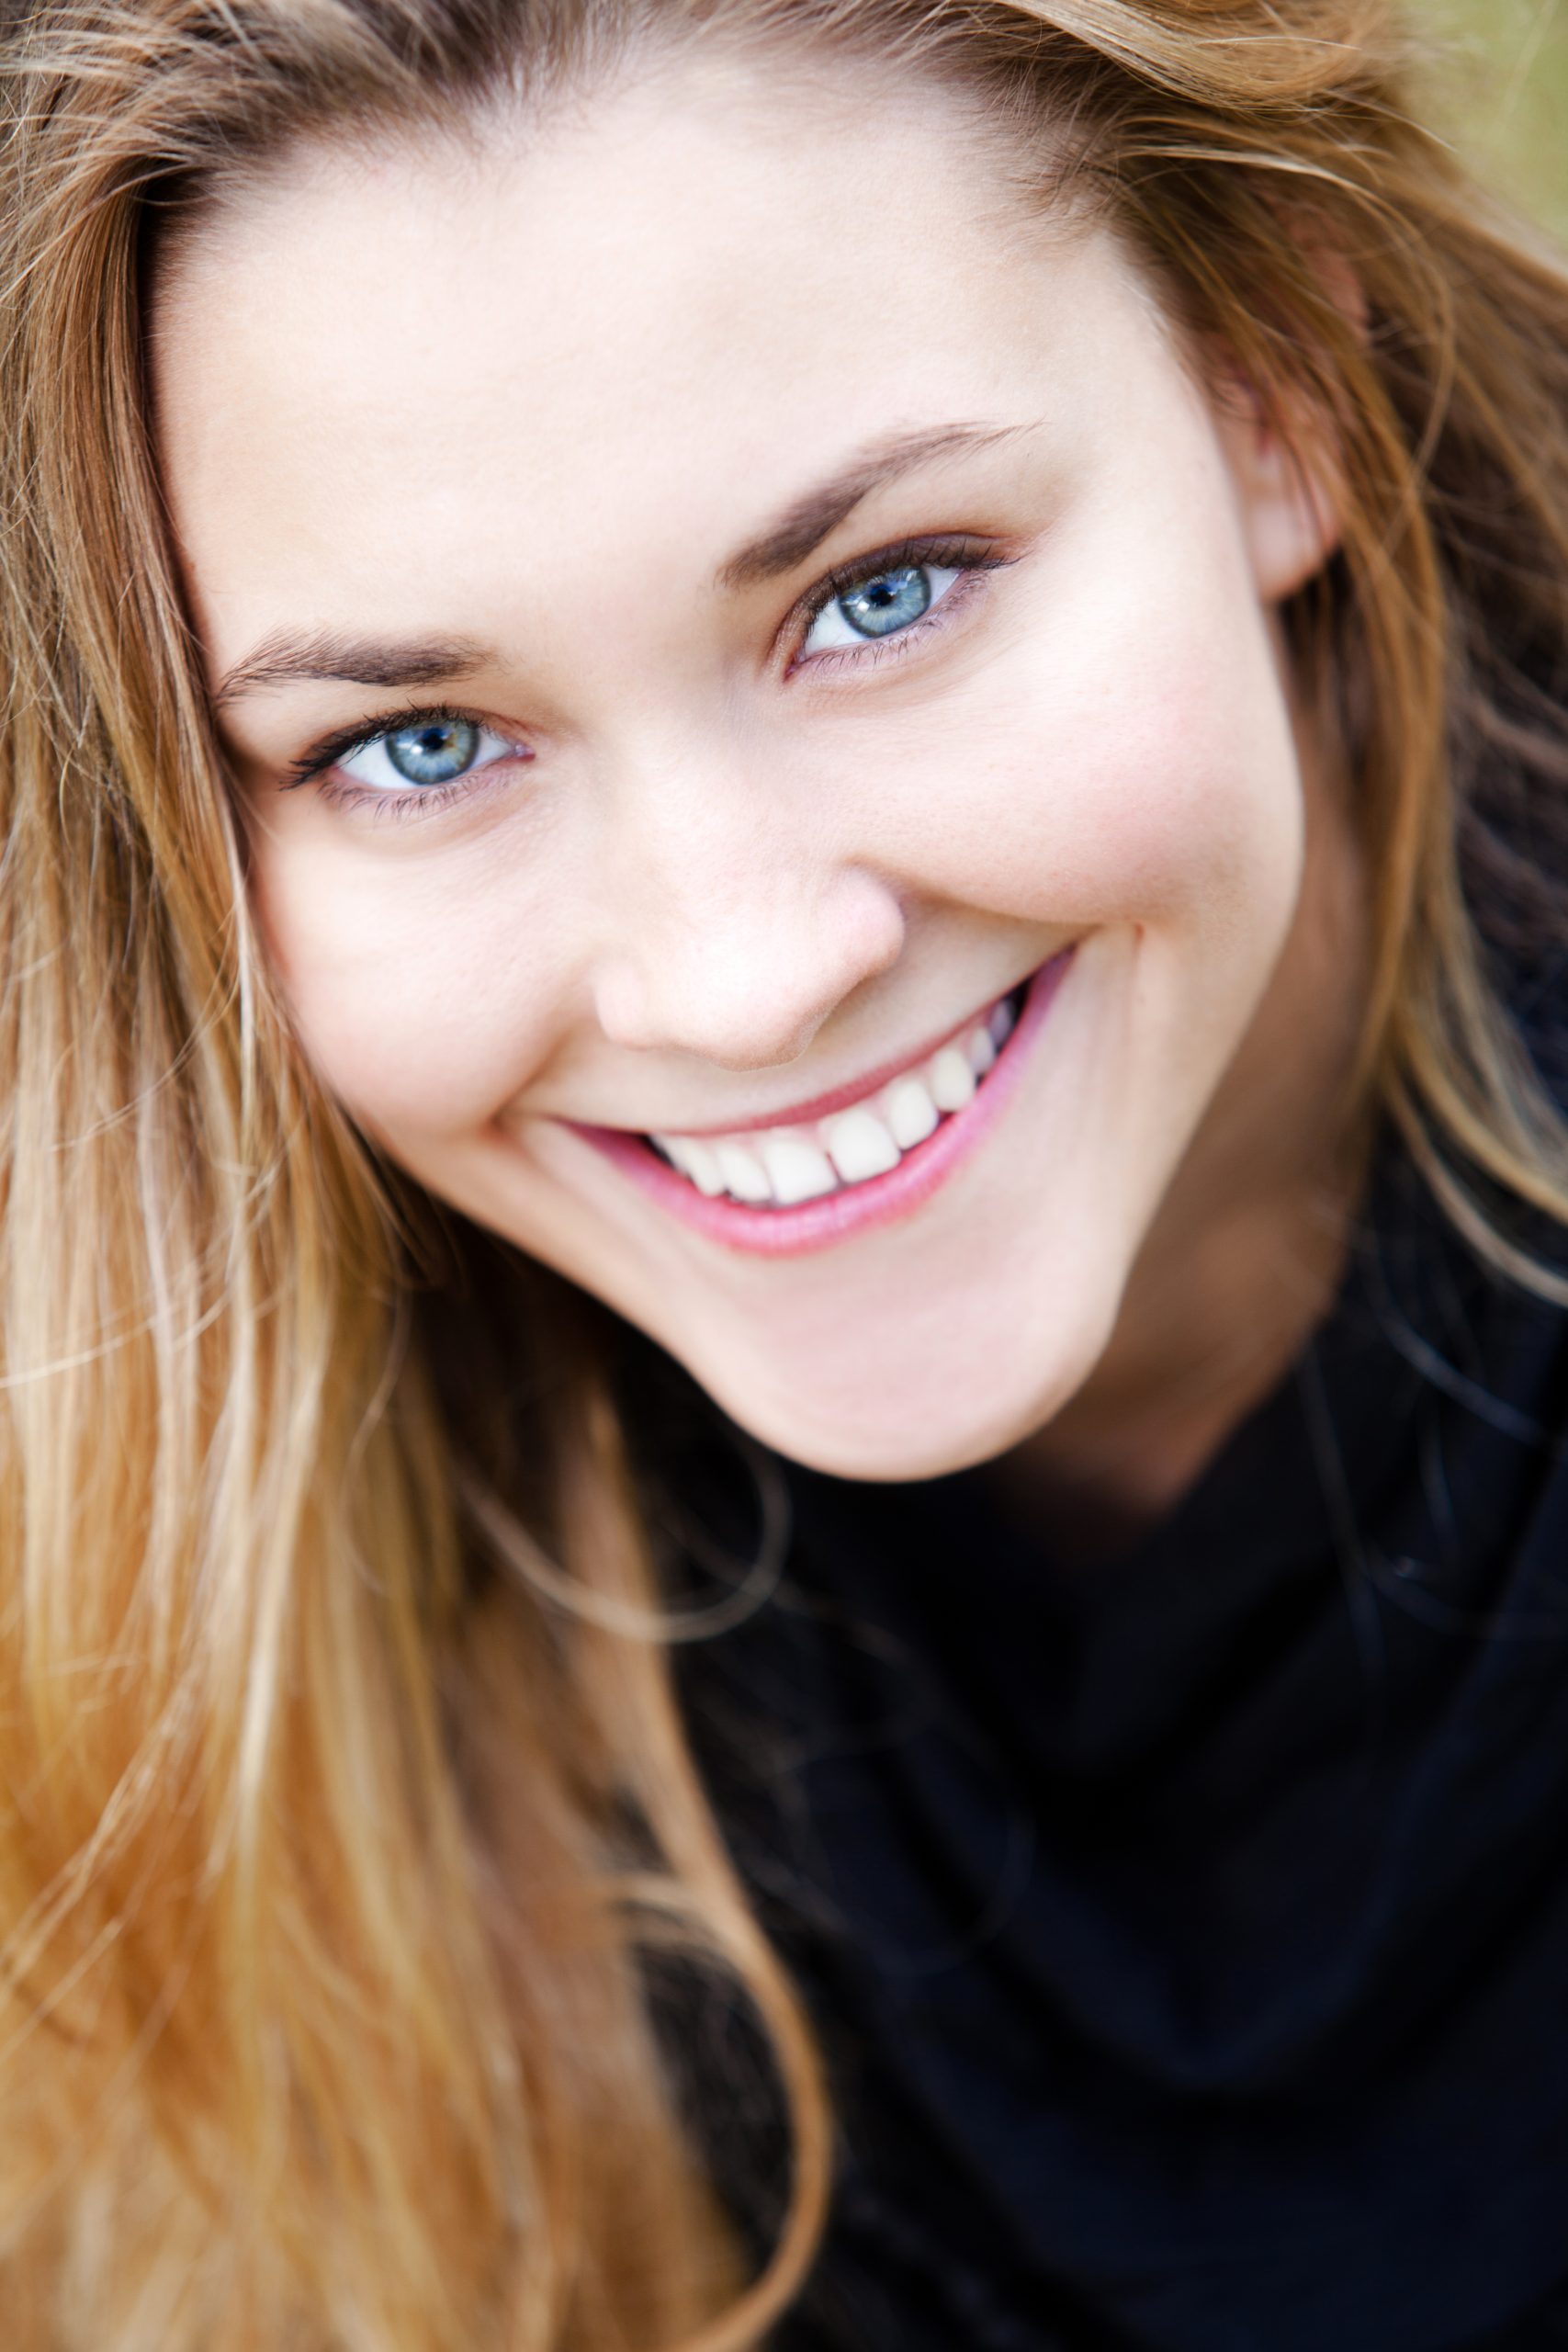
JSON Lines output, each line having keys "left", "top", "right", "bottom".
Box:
{"left": 838, "top": 564, "right": 932, "bottom": 639}
{"left": 384, "top": 718, "right": 481, "bottom": 786}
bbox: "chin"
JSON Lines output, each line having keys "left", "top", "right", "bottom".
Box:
{"left": 685, "top": 1317, "right": 1112, "bottom": 1486}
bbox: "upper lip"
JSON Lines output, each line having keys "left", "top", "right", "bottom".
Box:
{"left": 577, "top": 962, "right": 1051, "bottom": 1142}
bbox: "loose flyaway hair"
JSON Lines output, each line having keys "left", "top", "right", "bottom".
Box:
{"left": 1, "top": 3, "right": 1566, "bottom": 2346}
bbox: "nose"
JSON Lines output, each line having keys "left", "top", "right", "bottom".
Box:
{"left": 589, "top": 749, "right": 906, "bottom": 1070}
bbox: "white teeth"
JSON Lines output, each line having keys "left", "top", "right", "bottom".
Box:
{"left": 715, "top": 1142, "right": 773, "bottom": 1204}
{"left": 927, "top": 1045, "right": 977, "bottom": 1114}
{"left": 651, "top": 982, "right": 1026, "bottom": 1205}
{"left": 654, "top": 1134, "right": 725, "bottom": 1195}
{"left": 822, "top": 1106, "right": 901, "bottom": 1185}
{"left": 759, "top": 1133, "right": 838, "bottom": 1206}
{"left": 883, "top": 1074, "right": 941, "bottom": 1149}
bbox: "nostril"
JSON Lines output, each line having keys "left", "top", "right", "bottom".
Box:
{"left": 592, "top": 960, "right": 829, "bottom": 1068}
{"left": 588, "top": 854, "right": 905, "bottom": 1066}
{"left": 591, "top": 920, "right": 905, "bottom": 1070}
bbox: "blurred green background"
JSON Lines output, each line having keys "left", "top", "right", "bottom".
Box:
{"left": 1425, "top": 0, "right": 1566, "bottom": 238}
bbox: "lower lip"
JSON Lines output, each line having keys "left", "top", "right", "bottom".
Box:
{"left": 575, "top": 944, "right": 1077, "bottom": 1258}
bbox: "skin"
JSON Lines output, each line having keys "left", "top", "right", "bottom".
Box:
{"left": 152, "top": 51, "right": 1371, "bottom": 1544}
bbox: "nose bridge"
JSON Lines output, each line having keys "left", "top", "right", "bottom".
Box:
{"left": 591, "top": 739, "right": 903, "bottom": 1067}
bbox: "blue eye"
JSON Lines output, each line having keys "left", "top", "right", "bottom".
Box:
{"left": 803, "top": 561, "right": 961, "bottom": 656}
{"left": 840, "top": 566, "right": 931, "bottom": 636}
{"left": 335, "top": 715, "right": 518, "bottom": 796}
{"left": 384, "top": 717, "right": 480, "bottom": 784}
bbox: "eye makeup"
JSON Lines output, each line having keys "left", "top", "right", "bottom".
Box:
{"left": 267, "top": 529, "right": 1018, "bottom": 820}
{"left": 784, "top": 532, "right": 1013, "bottom": 674}
{"left": 278, "top": 702, "right": 533, "bottom": 799}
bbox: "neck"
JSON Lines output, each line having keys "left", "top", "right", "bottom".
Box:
{"left": 983, "top": 1146, "right": 1372, "bottom": 1565}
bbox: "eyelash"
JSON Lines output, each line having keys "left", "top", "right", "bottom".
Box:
{"left": 788, "top": 533, "right": 1008, "bottom": 674}
{"left": 279, "top": 702, "right": 511, "bottom": 821}
{"left": 284, "top": 532, "right": 1010, "bottom": 820}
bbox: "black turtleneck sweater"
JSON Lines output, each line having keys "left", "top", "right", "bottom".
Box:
{"left": 657, "top": 962, "right": 1568, "bottom": 2352}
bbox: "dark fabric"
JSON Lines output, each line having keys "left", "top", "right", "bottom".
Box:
{"left": 648, "top": 978, "right": 1568, "bottom": 2352}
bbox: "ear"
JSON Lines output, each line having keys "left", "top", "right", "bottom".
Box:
{"left": 1213, "top": 373, "right": 1347, "bottom": 605}
{"left": 1213, "top": 237, "right": 1366, "bottom": 605}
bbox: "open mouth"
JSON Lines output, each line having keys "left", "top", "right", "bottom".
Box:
{"left": 573, "top": 944, "right": 1077, "bottom": 1256}
{"left": 649, "top": 982, "right": 1028, "bottom": 1208}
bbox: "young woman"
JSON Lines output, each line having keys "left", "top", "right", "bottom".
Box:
{"left": 3, "top": 0, "right": 1567, "bottom": 2345}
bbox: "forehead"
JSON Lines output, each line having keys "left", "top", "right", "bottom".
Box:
{"left": 150, "top": 51, "right": 1136, "bottom": 659}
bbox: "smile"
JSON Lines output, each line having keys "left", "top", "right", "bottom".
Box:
{"left": 576, "top": 944, "right": 1077, "bottom": 1256}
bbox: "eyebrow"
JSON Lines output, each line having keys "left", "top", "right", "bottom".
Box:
{"left": 716, "top": 422, "right": 1025, "bottom": 590}
{"left": 214, "top": 629, "right": 491, "bottom": 709}
{"left": 212, "top": 421, "right": 1023, "bottom": 707}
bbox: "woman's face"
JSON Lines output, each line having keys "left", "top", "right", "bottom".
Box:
{"left": 154, "top": 52, "right": 1355, "bottom": 1479}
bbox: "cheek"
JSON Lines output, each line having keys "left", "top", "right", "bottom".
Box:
{"left": 871, "top": 580, "right": 1303, "bottom": 945}
{"left": 248, "top": 830, "right": 569, "bottom": 1140}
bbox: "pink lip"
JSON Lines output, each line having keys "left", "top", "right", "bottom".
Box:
{"left": 574, "top": 944, "right": 1077, "bottom": 1258}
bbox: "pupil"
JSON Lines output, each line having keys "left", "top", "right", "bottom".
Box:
{"left": 386, "top": 718, "right": 479, "bottom": 786}
{"left": 840, "top": 564, "right": 931, "bottom": 639}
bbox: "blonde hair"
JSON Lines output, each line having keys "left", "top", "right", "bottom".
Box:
{"left": 2, "top": 2, "right": 1565, "bottom": 2346}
